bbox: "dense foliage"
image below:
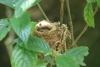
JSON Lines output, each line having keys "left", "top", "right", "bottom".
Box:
{"left": 0, "top": 0, "right": 99, "bottom": 67}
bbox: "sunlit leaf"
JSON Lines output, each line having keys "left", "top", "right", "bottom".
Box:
{"left": 64, "top": 46, "right": 89, "bottom": 66}
{"left": 0, "top": 19, "right": 11, "bottom": 41}
{"left": 0, "top": 0, "right": 18, "bottom": 8}
{"left": 16, "top": 36, "right": 52, "bottom": 53}
{"left": 84, "top": 3, "right": 95, "bottom": 28}
{"left": 15, "top": 0, "right": 41, "bottom": 17}
{"left": 86, "top": 0, "right": 96, "bottom": 3}
{"left": 11, "top": 12, "right": 31, "bottom": 44}
{"left": 11, "top": 45, "right": 38, "bottom": 67}
{"left": 97, "top": 0, "right": 100, "bottom": 8}
{"left": 55, "top": 55, "right": 80, "bottom": 67}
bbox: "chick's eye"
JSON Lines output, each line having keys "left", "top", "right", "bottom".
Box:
{"left": 39, "top": 23, "right": 42, "bottom": 26}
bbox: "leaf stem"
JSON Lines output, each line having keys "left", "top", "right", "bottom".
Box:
{"left": 71, "top": 4, "right": 98, "bottom": 46}
{"left": 37, "top": 3, "right": 49, "bottom": 21}
{"left": 66, "top": 0, "right": 74, "bottom": 43}
{"left": 60, "top": 0, "right": 65, "bottom": 26}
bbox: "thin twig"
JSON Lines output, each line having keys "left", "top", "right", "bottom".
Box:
{"left": 66, "top": 0, "right": 74, "bottom": 43}
{"left": 37, "top": 3, "right": 49, "bottom": 21}
{"left": 60, "top": 0, "right": 65, "bottom": 26}
{"left": 72, "top": 25, "right": 88, "bottom": 46}
{"left": 71, "top": 4, "right": 98, "bottom": 46}
{"left": 93, "top": 4, "right": 98, "bottom": 15}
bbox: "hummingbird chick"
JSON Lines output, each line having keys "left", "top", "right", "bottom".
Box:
{"left": 36, "top": 20, "right": 59, "bottom": 32}
{"left": 32, "top": 20, "right": 71, "bottom": 53}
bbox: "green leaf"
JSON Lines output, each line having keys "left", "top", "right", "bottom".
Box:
{"left": 0, "top": 0, "right": 18, "bottom": 8}
{"left": 35, "top": 63, "right": 47, "bottom": 67}
{"left": 15, "top": 0, "right": 41, "bottom": 17}
{"left": 84, "top": 3, "right": 95, "bottom": 28}
{"left": 27, "top": 36, "right": 52, "bottom": 53}
{"left": 11, "top": 12, "right": 31, "bottom": 44}
{"left": 55, "top": 46, "right": 89, "bottom": 67}
{"left": 55, "top": 55, "right": 80, "bottom": 67}
{"left": 64, "top": 46, "right": 89, "bottom": 66}
{"left": 17, "top": 36, "right": 52, "bottom": 53}
{"left": 44, "top": 55, "right": 52, "bottom": 63}
{"left": 86, "top": 0, "right": 96, "bottom": 3}
{"left": 97, "top": 0, "right": 100, "bottom": 8}
{"left": 64, "top": 46, "right": 89, "bottom": 56}
{"left": 9, "top": 38, "right": 20, "bottom": 45}
{"left": 11, "top": 45, "right": 38, "bottom": 67}
{"left": 35, "top": 59, "right": 47, "bottom": 67}
{"left": 0, "top": 19, "right": 11, "bottom": 41}
{"left": 30, "top": 22, "right": 38, "bottom": 32}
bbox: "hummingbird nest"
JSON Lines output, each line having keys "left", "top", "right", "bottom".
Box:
{"left": 33, "top": 20, "right": 71, "bottom": 53}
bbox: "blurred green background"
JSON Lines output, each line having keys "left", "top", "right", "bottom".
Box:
{"left": 0, "top": 0, "right": 100, "bottom": 67}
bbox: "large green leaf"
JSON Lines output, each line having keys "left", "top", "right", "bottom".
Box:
{"left": 27, "top": 36, "right": 52, "bottom": 53}
{"left": 11, "top": 45, "right": 38, "bottom": 67}
{"left": 64, "top": 46, "right": 89, "bottom": 66}
{"left": 97, "top": 0, "right": 100, "bottom": 8}
{"left": 55, "top": 46, "right": 88, "bottom": 67}
{"left": 0, "top": 0, "right": 18, "bottom": 8}
{"left": 15, "top": 0, "right": 41, "bottom": 17}
{"left": 84, "top": 3, "right": 95, "bottom": 28}
{"left": 64, "top": 46, "right": 88, "bottom": 56}
{"left": 0, "top": 19, "right": 11, "bottom": 41}
{"left": 16, "top": 36, "right": 52, "bottom": 53}
{"left": 11, "top": 12, "right": 31, "bottom": 44}
{"left": 55, "top": 55, "right": 79, "bottom": 67}
{"left": 86, "top": 0, "right": 96, "bottom": 3}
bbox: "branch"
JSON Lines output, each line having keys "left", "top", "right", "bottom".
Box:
{"left": 72, "top": 25, "right": 88, "bottom": 46}
{"left": 66, "top": 0, "right": 74, "bottom": 43}
{"left": 4, "top": 7, "right": 15, "bottom": 57}
{"left": 60, "top": 0, "right": 65, "bottom": 26}
{"left": 37, "top": 3, "right": 49, "bottom": 21}
{"left": 71, "top": 4, "right": 98, "bottom": 46}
